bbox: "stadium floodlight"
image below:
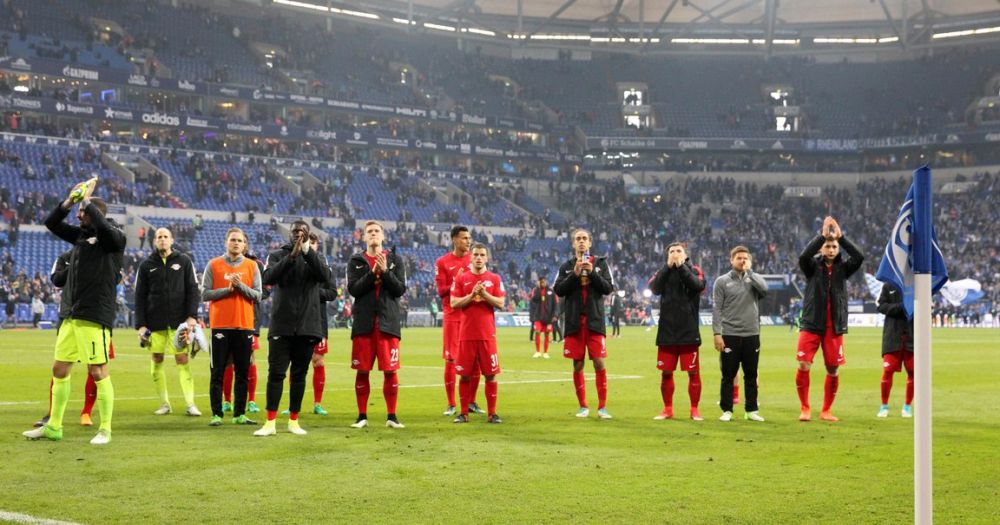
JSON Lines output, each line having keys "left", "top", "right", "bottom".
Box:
{"left": 529, "top": 34, "right": 591, "bottom": 40}
{"left": 751, "top": 38, "right": 799, "bottom": 45}
{"left": 392, "top": 17, "right": 416, "bottom": 25}
{"left": 330, "top": 7, "right": 379, "bottom": 20}
{"left": 273, "top": 0, "right": 329, "bottom": 12}
{"left": 672, "top": 38, "right": 750, "bottom": 44}
{"left": 465, "top": 27, "right": 496, "bottom": 37}
{"left": 932, "top": 26, "right": 1000, "bottom": 39}
{"left": 425, "top": 23, "right": 456, "bottom": 32}
{"left": 813, "top": 37, "right": 880, "bottom": 44}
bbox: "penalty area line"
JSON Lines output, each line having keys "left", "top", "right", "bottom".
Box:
{"left": 0, "top": 510, "right": 82, "bottom": 525}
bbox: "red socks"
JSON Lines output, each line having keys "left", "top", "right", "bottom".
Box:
{"left": 535, "top": 334, "right": 541, "bottom": 352}
{"left": 444, "top": 361, "right": 457, "bottom": 407}
{"left": 82, "top": 374, "right": 97, "bottom": 416}
{"left": 485, "top": 381, "right": 498, "bottom": 415}
{"left": 822, "top": 374, "right": 839, "bottom": 412}
{"left": 267, "top": 409, "right": 277, "bottom": 421}
{"left": 595, "top": 369, "right": 608, "bottom": 410}
{"left": 289, "top": 411, "right": 299, "bottom": 421}
{"left": 247, "top": 362, "right": 257, "bottom": 402}
{"left": 355, "top": 372, "right": 370, "bottom": 414}
{"left": 796, "top": 369, "right": 811, "bottom": 409}
{"left": 313, "top": 365, "right": 325, "bottom": 404}
{"left": 881, "top": 370, "right": 894, "bottom": 405}
{"left": 459, "top": 378, "right": 477, "bottom": 415}
{"left": 383, "top": 372, "right": 399, "bottom": 414}
{"left": 543, "top": 332, "right": 550, "bottom": 353}
{"left": 470, "top": 372, "right": 481, "bottom": 405}
{"left": 905, "top": 369, "right": 914, "bottom": 405}
{"left": 688, "top": 372, "right": 702, "bottom": 408}
{"left": 733, "top": 384, "right": 740, "bottom": 403}
{"left": 660, "top": 373, "right": 675, "bottom": 409}
{"left": 573, "top": 371, "right": 587, "bottom": 408}
{"left": 223, "top": 364, "right": 234, "bottom": 402}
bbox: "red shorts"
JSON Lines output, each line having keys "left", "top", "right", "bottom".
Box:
{"left": 252, "top": 335, "right": 260, "bottom": 351}
{"left": 351, "top": 331, "right": 401, "bottom": 372}
{"left": 442, "top": 320, "right": 461, "bottom": 360}
{"left": 797, "top": 330, "right": 846, "bottom": 367}
{"left": 882, "top": 351, "right": 914, "bottom": 373}
{"left": 657, "top": 345, "right": 700, "bottom": 372}
{"left": 533, "top": 321, "right": 553, "bottom": 332}
{"left": 456, "top": 340, "right": 501, "bottom": 376}
{"left": 313, "top": 338, "right": 328, "bottom": 355}
{"left": 563, "top": 323, "right": 607, "bottom": 361}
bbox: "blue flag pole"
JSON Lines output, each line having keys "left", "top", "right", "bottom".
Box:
{"left": 912, "top": 166, "right": 933, "bottom": 525}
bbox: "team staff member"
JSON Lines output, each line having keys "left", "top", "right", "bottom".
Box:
{"left": 348, "top": 221, "right": 407, "bottom": 429}
{"left": 712, "top": 246, "right": 768, "bottom": 422}
{"left": 648, "top": 242, "right": 706, "bottom": 421}
{"left": 434, "top": 225, "right": 482, "bottom": 416}
{"left": 529, "top": 276, "right": 556, "bottom": 359}
{"left": 135, "top": 227, "right": 202, "bottom": 417}
{"left": 450, "top": 243, "right": 505, "bottom": 424}
{"left": 24, "top": 183, "right": 125, "bottom": 445}
{"left": 254, "top": 221, "right": 331, "bottom": 437}
{"left": 876, "top": 282, "right": 915, "bottom": 418}
{"left": 554, "top": 228, "right": 615, "bottom": 419}
{"left": 221, "top": 250, "right": 266, "bottom": 414}
{"left": 794, "top": 216, "right": 864, "bottom": 422}
{"left": 202, "top": 228, "right": 261, "bottom": 427}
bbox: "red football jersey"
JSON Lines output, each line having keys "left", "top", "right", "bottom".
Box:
{"left": 451, "top": 270, "right": 504, "bottom": 341}
{"left": 435, "top": 251, "right": 471, "bottom": 318}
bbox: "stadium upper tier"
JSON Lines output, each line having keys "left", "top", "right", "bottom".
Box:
{"left": 2, "top": 0, "right": 996, "bottom": 143}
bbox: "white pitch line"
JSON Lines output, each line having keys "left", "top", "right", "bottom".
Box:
{"left": 0, "top": 375, "right": 643, "bottom": 406}
{"left": 0, "top": 510, "right": 82, "bottom": 525}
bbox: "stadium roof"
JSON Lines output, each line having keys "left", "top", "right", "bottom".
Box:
{"left": 270, "top": 0, "right": 1000, "bottom": 55}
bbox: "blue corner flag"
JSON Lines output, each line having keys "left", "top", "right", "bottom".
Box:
{"left": 875, "top": 166, "right": 949, "bottom": 319}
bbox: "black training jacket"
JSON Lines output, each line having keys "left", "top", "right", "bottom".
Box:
{"left": 798, "top": 234, "right": 864, "bottom": 335}
{"left": 553, "top": 255, "right": 615, "bottom": 337}
{"left": 134, "top": 250, "right": 200, "bottom": 330}
{"left": 648, "top": 259, "right": 706, "bottom": 347}
{"left": 347, "top": 250, "right": 406, "bottom": 339}
{"left": 263, "top": 243, "right": 332, "bottom": 339}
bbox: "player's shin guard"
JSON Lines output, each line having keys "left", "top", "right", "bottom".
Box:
{"left": 82, "top": 374, "right": 97, "bottom": 416}
{"left": 355, "top": 372, "right": 370, "bottom": 414}
{"left": 95, "top": 377, "right": 114, "bottom": 432}
{"left": 223, "top": 364, "right": 234, "bottom": 403}
{"left": 151, "top": 360, "right": 168, "bottom": 404}
{"left": 247, "top": 362, "right": 258, "bottom": 402}
{"left": 822, "top": 374, "right": 839, "bottom": 412}
{"left": 444, "top": 362, "right": 457, "bottom": 407}
{"left": 313, "top": 365, "right": 325, "bottom": 404}
{"left": 485, "top": 381, "right": 498, "bottom": 415}
{"left": 573, "top": 371, "right": 587, "bottom": 408}
{"left": 50, "top": 375, "right": 71, "bottom": 430}
{"left": 383, "top": 372, "right": 399, "bottom": 414}
{"left": 660, "top": 373, "right": 675, "bottom": 409}
{"left": 177, "top": 362, "right": 195, "bottom": 406}
{"left": 880, "top": 370, "right": 894, "bottom": 405}
{"left": 796, "top": 369, "right": 811, "bottom": 409}
{"left": 905, "top": 369, "right": 914, "bottom": 405}
{"left": 595, "top": 369, "right": 608, "bottom": 410}
{"left": 688, "top": 372, "right": 702, "bottom": 408}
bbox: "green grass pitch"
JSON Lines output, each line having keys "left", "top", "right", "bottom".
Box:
{"left": 1, "top": 326, "right": 997, "bottom": 524}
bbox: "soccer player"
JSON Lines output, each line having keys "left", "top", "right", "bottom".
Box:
{"left": 876, "top": 282, "right": 914, "bottom": 417}
{"left": 609, "top": 291, "right": 624, "bottom": 338}
{"left": 529, "top": 276, "right": 556, "bottom": 358}
{"left": 794, "top": 216, "right": 864, "bottom": 422}
{"left": 254, "top": 221, "right": 331, "bottom": 437}
{"left": 33, "top": 250, "right": 104, "bottom": 429}
{"left": 134, "top": 227, "right": 202, "bottom": 417}
{"left": 450, "top": 243, "right": 505, "bottom": 424}
{"left": 712, "top": 246, "right": 768, "bottom": 422}
{"left": 554, "top": 228, "right": 615, "bottom": 419}
{"left": 280, "top": 233, "right": 337, "bottom": 416}
{"left": 648, "top": 242, "right": 707, "bottom": 421}
{"left": 347, "top": 220, "right": 407, "bottom": 429}
{"left": 23, "top": 183, "right": 125, "bottom": 445}
{"left": 434, "top": 225, "right": 482, "bottom": 416}
{"left": 202, "top": 227, "right": 262, "bottom": 427}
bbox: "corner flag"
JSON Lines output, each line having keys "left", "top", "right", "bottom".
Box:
{"left": 874, "top": 166, "right": 949, "bottom": 318}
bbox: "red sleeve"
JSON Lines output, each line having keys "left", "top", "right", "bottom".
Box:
{"left": 435, "top": 256, "right": 451, "bottom": 298}
{"left": 450, "top": 272, "right": 465, "bottom": 299}
{"left": 494, "top": 274, "right": 506, "bottom": 298}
